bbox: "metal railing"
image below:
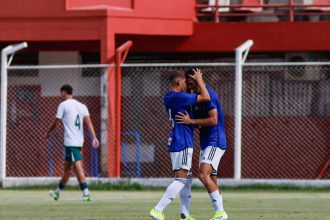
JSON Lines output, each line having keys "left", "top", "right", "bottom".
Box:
{"left": 196, "top": 0, "right": 330, "bottom": 22}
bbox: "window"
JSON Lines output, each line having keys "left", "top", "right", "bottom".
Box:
{"left": 9, "top": 52, "right": 39, "bottom": 77}
{"left": 80, "top": 52, "right": 101, "bottom": 77}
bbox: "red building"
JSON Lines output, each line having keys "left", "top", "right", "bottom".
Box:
{"left": 1, "top": 0, "right": 330, "bottom": 178}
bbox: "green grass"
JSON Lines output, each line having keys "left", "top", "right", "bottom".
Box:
{"left": 5, "top": 181, "right": 330, "bottom": 192}
{"left": 0, "top": 190, "right": 329, "bottom": 220}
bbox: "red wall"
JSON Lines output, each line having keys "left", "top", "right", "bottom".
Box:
{"left": 6, "top": 95, "right": 101, "bottom": 177}
{"left": 2, "top": 0, "right": 330, "bottom": 53}
{"left": 0, "top": 0, "right": 194, "bottom": 48}
{"left": 67, "top": 0, "right": 134, "bottom": 9}
{"left": 5, "top": 93, "right": 330, "bottom": 178}
{"left": 0, "top": 0, "right": 66, "bottom": 17}
{"left": 242, "top": 118, "right": 330, "bottom": 179}
{"left": 121, "top": 97, "right": 330, "bottom": 179}
{"left": 117, "top": 22, "right": 330, "bottom": 52}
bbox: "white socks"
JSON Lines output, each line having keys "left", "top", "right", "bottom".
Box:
{"left": 54, "top": 187, "right": 89, "bottom": 196}
{"left": 155, "top": 178, "right": 186, "bottom": 212}
{"left": 83, "top": 188, "right": 89, "bottom": 196}
{"left": 180, "top": 176, "right": 192, "bottom": 218}
{"left": 209, "top": 190, "right": 224, "bottom": 212}
{"left": 54, "top": 188, "right": 60, "bottom": 194}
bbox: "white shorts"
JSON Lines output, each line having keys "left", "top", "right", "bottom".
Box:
{"left": 170, "top": 147, "right": 193, "bottom": 171}
{"left": 199, "top": 146, "right": 225, "bottom": 176}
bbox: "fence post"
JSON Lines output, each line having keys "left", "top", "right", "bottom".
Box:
{"left": 0, "top": 42, "right": 28, "bottom": 183}
{"left": 289, "top": 0, "right": 294, "bottom": 22}
{"left": 234, "top": 40, "right": 253, "bottom": 180}
{"left": 214, "top": 0, "right": 219, "bottom": 23}
{"left": 115, "top": 41, "right": 133, "bottom": 177}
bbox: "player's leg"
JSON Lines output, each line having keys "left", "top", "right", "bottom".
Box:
{"left": 209, "top": 172, "right": 228, "bottom": 220}
{"left": 73, "top": 160, "right": 91, "bottom": 201}
{"left": 199, "top": 147, "right": 228, "bottom": 220}
{"left": 199, "top": 163, "right": 217, "bottom": 192}
{"left": 177, "top": 148, "right": 194, "bottom": 220}
{"left": 199, "top": 163, "right": 227, "bottom": 215}
{"left": 150, "top": 169, "right": 188, "bottom": 220}
{"left": 65, "top": 146, "right": 90, "bottom": 201}
{"left": 61, "top": 161, "right": 74, "bottom": 186}
{"left": 49, "top": 161, "right": 72, "bottom": 200}
{"left": 179, "top": 171, "right": 194, "bottom": 220}
{"left": 150, "top": 147, "right": 193, "bottom": 220}
{"left": 210, "top": 174, "right": 218, "bottom": 188}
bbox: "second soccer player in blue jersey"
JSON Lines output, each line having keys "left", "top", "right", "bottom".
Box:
{"left": 176, "top": 68, "right": 228, "bottom": 220}
{"left": 150, "top": 69, "right": 210, "bottom": 220}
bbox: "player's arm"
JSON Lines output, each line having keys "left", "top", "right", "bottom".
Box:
{"left": 84, "top": 116, "right": 100, "bottom": 149}
{"left": 176, "top": 109, "right": 218, "bottom": 126}
{"left": 45, "top": 118, "right": 61, "bottom": 139}
{"left": 189, "top": 68, "right": 210, "bottom": 103}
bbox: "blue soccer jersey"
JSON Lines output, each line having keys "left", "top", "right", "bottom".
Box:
{"left": 164, "top": 91, "right": 198, "bottom": 152}
{"left": 193, "top": 86, "right": 227, "bottom": 150}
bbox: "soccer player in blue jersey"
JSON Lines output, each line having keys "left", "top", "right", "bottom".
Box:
{"left": 149, "top": 69, "right": 210, "bottom": 220}
{"left": 176, "top": 69, "right": 228, "bottom": 220}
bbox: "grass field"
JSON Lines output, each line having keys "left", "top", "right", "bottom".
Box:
{"left": 0, "top": 190, "right": 329, "bottom": 220}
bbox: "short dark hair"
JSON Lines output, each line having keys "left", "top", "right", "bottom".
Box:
{"left": 60, "top": 84, "right": 73, "bottom": 95}
{"left": 169, "top": 70, "right": 185, "bottom": 86}
{"left": 185, "top": 68, "right": 196, "bottom": 78}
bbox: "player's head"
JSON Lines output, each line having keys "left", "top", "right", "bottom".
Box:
{"left": 185, "top": 68, "right": 198, "bottom": 94}
{"left": 169, "top": 70, "right": 186, "bottom": 92}
{"left": 60, "top": 84, "right": 73, "bottom": 99}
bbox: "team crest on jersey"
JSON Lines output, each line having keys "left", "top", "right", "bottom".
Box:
{"left": 167, "top": 137, "right": 172, "bottom": 146}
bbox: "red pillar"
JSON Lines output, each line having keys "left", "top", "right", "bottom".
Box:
{"left": 100, "top": 21, "right": 119, "bottom": 177}
{"left": 114, "top": 40, "right": 133, "bottom": 177}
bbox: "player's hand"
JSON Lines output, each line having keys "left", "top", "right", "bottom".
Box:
{"left": 92, "top": 138, "right": 100, "bottom": 149}
{"left": 188, "top": 68, "right": 203, "bottom": 83}
{"left": 175, "top": 111, "right": 193, "bottom": 125}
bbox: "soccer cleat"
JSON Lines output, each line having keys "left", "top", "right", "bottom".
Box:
{"left": 149, "top": 208, "right": 165, "bottom": 220}
{"left": 49, "top": 190, "right": 59, "bottom": 201}
{"left": 210, "top": 211, "right": 228, "bottom": 220}
{"left": 180, "top": 215, "right": 196, "bottom": 220}
{"left": 82, "top": 194, "right": 91, "bottom": 202}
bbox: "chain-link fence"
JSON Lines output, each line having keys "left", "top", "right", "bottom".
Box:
{"left": 3, "top": 66, "right": 106, "bottom": 177}
{"left": 1, "top": 63, "right": 330, "bottom": 180}
{"left": 120, "top": 64, "right": 330, "bottom": 179}
{"left": 121, "top": 65, "right": 235, "bottom": 178}
{"left": 242, "top": 64, "right": 330, "bottom": 179}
